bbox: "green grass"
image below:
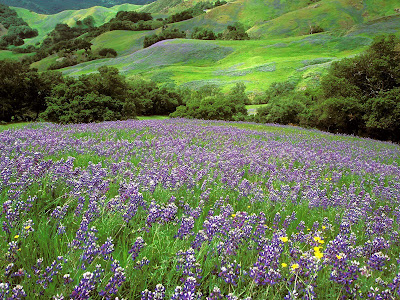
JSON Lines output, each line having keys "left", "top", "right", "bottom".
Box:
{"left": 13, "top": 4, "right": 142, "bottom": 46}
{"left": 91, "top": 30, "right": 154, "bottom": 55}
{"left": 0, "top": 50, "right": 31, "bottom": 60}
{"left": 61, "top": 32, "right": 372, "bottom": 92}
{"left": 2, "top": 119, "right": 399, "bottom": 299}
{"left": 11, "top": 0, "right": 400, "bottom": 93}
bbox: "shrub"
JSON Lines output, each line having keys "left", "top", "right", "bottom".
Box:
{"left": 218, "top": 22, "right": 249, "bottom": 40}
{"left": 98, "top": 48, "right": 118, "bottom": 57}
{"left": 191, "top": 27, "right": 216, "bottom": 40}
{"left": 143, "top": 28, "right": 186, "bottom": 48}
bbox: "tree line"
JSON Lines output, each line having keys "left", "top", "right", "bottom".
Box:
{"left": 0, "top": 4, "right": 38, "bottom": 47}
{"left": 0, "top": 62, "right": 182, "bottom": 123}
{"left": 249, "top": 35, "right": 400, "bottom": 142}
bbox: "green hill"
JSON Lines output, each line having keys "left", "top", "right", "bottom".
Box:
{"left": 6, "top": 0, "right": 400, "bottom": 92}
{"left": 60, "top": 33, "right": 371, "bottom": 92}
{"left": 12, "top": 4, "right": 143, "bottom": 45}
{"left": 1, "top": 0, "right": 154, "bottom": 14}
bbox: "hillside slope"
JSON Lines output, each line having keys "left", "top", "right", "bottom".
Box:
{"left": 1, "top": 0, "right": 153, "bottom": 14}
{"left": 8, "top": 0, "right": 400, "bottom": 92}
{"left": 12, "top": 4, "right": 142, "bottom": 45}
{"left": 61, "top": 33, "right": 372, "bottom": 92}
{"left": 248, "top": 0, "right": 400, "bottom": 38}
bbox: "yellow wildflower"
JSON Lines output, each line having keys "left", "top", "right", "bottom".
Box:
{"left": 336, "top": 255, "right": 343, "bottom": 260}
{"left": 313, "top": 246, "right": 322, "bottom": 252}
{"left": 231, "top": 214, "right": 236, "bottom": 218}
{"left": 14, "top": 235, "right": 19, "bottom": 239}
{"left": 279, "top": 236, "right": 289, "bottom": 243}
{"left": 314, "top": 251, "right": 323, "bottom": 259}
{"left": 291, "top": 264, "right": 299, "bottom": 270}
{"left": 322, "top": 226, "right": 326, "bottom": 230}
{"left": 281, "top": 263, "right": 288, "bottom": 268}
{"left": 24, "top": 225, "right": 31, "bottom": 230}
{"left": 313, "top": 237, "right": 324, "bottom": 244}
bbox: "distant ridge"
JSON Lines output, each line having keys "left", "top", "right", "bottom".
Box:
{"left": 0, "top": 0, "right": 155, "bottom": 14}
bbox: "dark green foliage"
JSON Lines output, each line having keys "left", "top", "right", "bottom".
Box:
{"left": 0, "top": 4, "right": 38, "bottom": 47}
{"left": 166, "top": 2, "right": 214, "bottom": 23}
{"left": 143, "top": 28, "right": 186, "bottom": 48}
{"left": 321, "top": 35, "right": 400, "bottom": 100}
{"left": 0, "top": 4, "right": 28, "bottom": 29}
{"left": 255, "top": 94, "right": 309, "bottom": 125}
{"left": 170, "top": 83, "right": 247, "bottom": 120}
{"left": 83, "top": 16, "right": 95, "bottom": 27}
{"left": 40, "top": 67, "right": 134, "bottom": 123}
{"left": 8, "top": 25, "right": 38, "bottom": 39}
{"left": 313, "top": 97, "right": 364, "bottom": 134}
{"left": 98, "top": 48, "right": 118, "bottom": 57}
{"left": 191, "top": 27, "right": 216, "bottom": 40}
{"left": 40, "top": 66, "right": 182, "bottom": 123}
{"left": 0, "top": 60, "right": 61, "bottom": 122}
{"left": 0, "top": 60, "right": 183, "bottom": 124}
{"left": 167, "top": 10, "right": 194, "bottom": 23}
{"left": 217, "top": 22, "right": 249, "bottom": 40}
{"left": 364, "top": 88, "right": 400, "bottom": 140}
{"left": 115, "top": 11, "right": 152, "bottom": 23}
{"left": 12, "top": 45, "right": 37, "bottom": 53}
{"left": 251, "top": 35, "right": 400, "bottom": 141}
{"left": 309, "top": 25, "right": 324, "bottom": 34}
{"left": 214, "top": 0, "right": 227, "bottom": 7}
{"left": 130, "top": 79, "right": 182, "bottom": 115}
{"left": 265, "top": 80, "right": 297, "bottom": 101}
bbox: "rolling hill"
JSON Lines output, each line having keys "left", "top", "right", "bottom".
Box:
{"left": 5, "top": 0, "right": 400, "bottom": 92}
{"left": 12, "top": 4, "right": 143, "bottom": 45}
{"left": 0, "top": 0, "right": 154, "bottom": 14}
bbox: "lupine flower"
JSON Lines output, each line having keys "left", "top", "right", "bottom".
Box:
{"left": 99, "top": 261, "right": 126, "bottom": 299}
{"left": 129, "top": 237, "right": 146, "bottom": 261}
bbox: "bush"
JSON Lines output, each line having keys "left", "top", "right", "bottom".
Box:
{"left": 170, "top": 83, "right": 247, "bottom": 120}
{"left": 364, "top": 88, "right": 400, "bottom": 140}
{"left": 255, "top": 97, "right": 307, "bottom": 125}
{"left": 265, "top": 80, "right": 297, "bottom": 101}
{"left": 218, "top": 22, "right": 249, "bottom": 40}
{"left": 98, "top": 48, "right": 117, "bottom": 57}
{"left": 309, "top": 25, "right": 324, "bottom": 34}
{"left": 191, "top": 27, "right": 216, "bottom": 40}
{"left": 143, "top": 28, "right": 186, "bottom": 48}
{"left": 321, "top": 35, "right": 400, "bottom": 100}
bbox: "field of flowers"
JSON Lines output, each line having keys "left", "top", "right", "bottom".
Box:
{"left": 1, "top": 119, "right": 400, "bottom": 299}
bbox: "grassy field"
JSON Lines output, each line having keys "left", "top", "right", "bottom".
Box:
{"left": 0, "top": 50, "right": 32, "bottom": 60}
{"left": 5, "top": 0, "right": 398, "bottom": 91}
{"left": 13, "top": 4, "right": 143, "bottom": 46}
{"left": 61, "top": 32, "right": 372, "bottom": 92}
{"left": 1, "top": 119, "right": 399, "bottom": 299}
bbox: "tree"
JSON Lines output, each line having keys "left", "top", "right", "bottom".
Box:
{"left": 0, "top": 60, "right": 59, "bottom": 122}
{"left": 191, "top": 27, "right": 216, "bottom": 40}
{"left": 364, "top": 88, "right": 400, "bottom": 140}
{"left": 321, "top": 35, "right": 400, "bottom": 100}
{"left": 218, "top": 22, "right": 249, "bottom": 40}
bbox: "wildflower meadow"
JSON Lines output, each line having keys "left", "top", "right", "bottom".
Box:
{"left": 1, "top": 119, "right": 400, "bottom": 299}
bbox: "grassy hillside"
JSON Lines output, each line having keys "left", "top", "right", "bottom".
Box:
{"left": 248, "top": 0, "right": 400, "bottom": 39}
{"left": 7, "top": 0, "right": 400, "bottom": 92}
{"left": 91, "top": 30, "right": 154, "bottom": 55}
{"left": 2, "top": 0, "right": 153, "bottom": 14}
{"left": 12, "top": 4, "right": 142, "bottom": 45}
{"left": 61, "top": 32, "right": 374, "bottom": 92}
